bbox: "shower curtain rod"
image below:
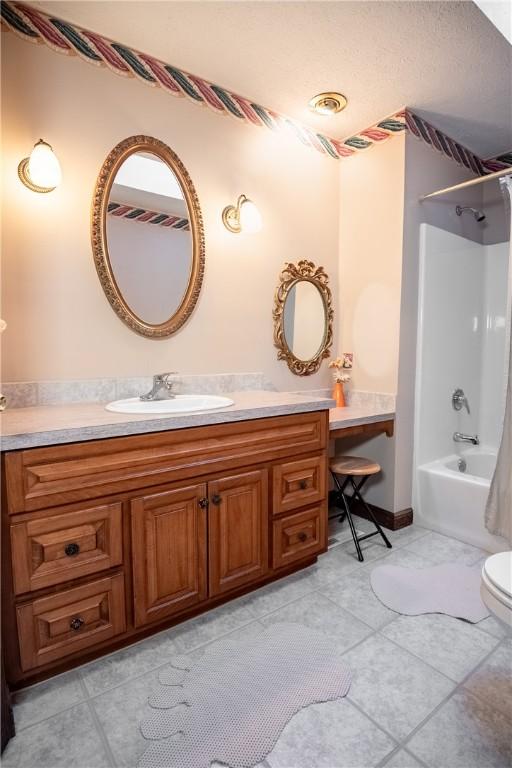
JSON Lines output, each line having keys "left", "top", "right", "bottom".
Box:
{"left": 420, "top": 168, "right": 512, "bottom": 201}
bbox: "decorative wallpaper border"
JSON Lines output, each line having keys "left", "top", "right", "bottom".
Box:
{"left": 1, "top": 3, "right": 509, "bottom": 171}
{"left": 0, "top": 1, "right": 406, "bottom": 161}
{"left": 108, "top": 202, "right": 190, "bottom": 230}
{"left": 405, "top": 110, "right": 512, "bottom": 176}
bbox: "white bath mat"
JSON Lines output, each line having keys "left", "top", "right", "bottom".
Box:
{"left": 138, "top": 622, "right": 352, "bottom": 768}
{"left": 371, "top": 563, "right": 489, "bottom": 623}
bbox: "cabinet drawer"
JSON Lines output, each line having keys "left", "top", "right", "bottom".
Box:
{"left": 272, "top": 505, "right": 327, "bottom": 569}
{"left": 16, "top": 574, "right": 125, "bottom": 671}
{"left": 273, "top": 455, "right": 326, "bottom": 515}
{"left": 10, "top": 503, "right": 123, "bottom": 595}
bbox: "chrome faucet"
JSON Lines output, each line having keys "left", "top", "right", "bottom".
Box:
{"left": 452, "top": 388, "right": 470, "bottom": 414}
{"left": 140, "top": 373, "right": 177, "bottom": 401}
{"left": 453, "top": 431, "right": 479, "bottom": 446}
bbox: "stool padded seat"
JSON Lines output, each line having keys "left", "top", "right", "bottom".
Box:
{"left": 330, "top": 455, "right": 381, "bottom": 477}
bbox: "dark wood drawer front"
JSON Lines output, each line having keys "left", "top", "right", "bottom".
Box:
{"left": 273, "top": 505, "right": 327, "bottom": 569}
{"left": 16, "top": 574, "right": 126, "bottom": 671}
{"left": 5, "top": 412, "right": 327, "bottom": 513}
{"left": 273, "top": 455, "right": 326, "bottom": 514}
{"left": 10, "top": 503, "right": 123, "bottom": 595}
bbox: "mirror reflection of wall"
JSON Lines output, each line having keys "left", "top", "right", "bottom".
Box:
{"left": 106, "top": 152, "right": 192, "bottom": 325}
{"left": 283, "top": 280, "right": 326, "bottom": 362}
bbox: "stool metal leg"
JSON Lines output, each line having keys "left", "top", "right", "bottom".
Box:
{"left": 330, "top": 471, "right": 364, "bottom": 561}
{"left": 350, "top": 476, "right": 392, "bottom": 549}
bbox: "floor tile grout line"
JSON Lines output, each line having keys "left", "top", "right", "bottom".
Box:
{"left": 316, "top": 583, "right": 399, "bottom": 632}
{"left": 345, "top": 695, "right": 401, "bottom": 748}
{"left": 82, "top": 677, "right": 118, "bottom": 768}
{"left": 14, "top": 550, "right": 431, "bottom": 716}
{"left": 11, "top": 611, "right": 503, "bottom": 746}
{"left": 377, "top": 744, "right": 431, "bottom": 768}
{"left": 368, "top": 636, "right": 509, "bottom": 766}
{"left": 8, "top": 698, "right": 93, "bottom": 739}
{"left": 12, "top": 673, "right": 88, "bottom": 732}
{"left": 82, "top": 618, "right": 268, "bottom": 702}
{"left": 376, "top": 618, "right": 502, "bottom": 686}
{"left": 11, "top": 618, "right": 267, "bottom": 729}
{"left": 398, "top": 636, "right": 509, "bottom": 758}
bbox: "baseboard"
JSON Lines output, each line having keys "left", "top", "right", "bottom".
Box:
{"left": 328, "top": 491, "right": 413, "bottom": 531}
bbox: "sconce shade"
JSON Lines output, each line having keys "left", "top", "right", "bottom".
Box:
{"left": 222, "top": 194, "right": 262, "bottom": 233}
{"left": 18, "top": 139, "right": 61, "bottom": 193}
{"left": 239, "top": 198, "right": 262, "bottom": 233}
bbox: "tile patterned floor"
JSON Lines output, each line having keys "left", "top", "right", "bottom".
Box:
{"left": 3, "top": 520, "right": 511, "bottom": 768}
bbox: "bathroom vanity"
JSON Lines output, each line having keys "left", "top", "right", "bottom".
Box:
{"left": 1, "top": 395, "right": 330, "bottom": 687}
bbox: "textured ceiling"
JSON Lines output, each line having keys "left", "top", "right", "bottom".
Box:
{"left": 32, "top": 1, "right": 512, "bottom": 157}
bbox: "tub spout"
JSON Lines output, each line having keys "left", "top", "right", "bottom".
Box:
{"left": 453, "top": 431, "right": 480, "bottom": 446}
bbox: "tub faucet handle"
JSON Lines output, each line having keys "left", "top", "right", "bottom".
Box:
{"left": 452, "top": 388, "right": 470, "bottom": 414}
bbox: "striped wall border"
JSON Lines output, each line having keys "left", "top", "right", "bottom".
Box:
{"left": 405, "top": 110, "right": 512, "bottom": 176}
{"left": 108, "top": 202, "right": 190, "bottom": 230}
{"left": 0, "top": 1, "right": 406, "bottom": 161}
{"left": 1, "top": 3, "right": 509, "bottom": 172}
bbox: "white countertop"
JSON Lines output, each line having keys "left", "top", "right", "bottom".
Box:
{"left": 329, "top": 405, "right": 395, "bottom": 431}
{"left": 0, "top": 390, "right": 334, "bottom": 451}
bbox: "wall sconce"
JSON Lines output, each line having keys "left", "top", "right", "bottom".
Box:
{"left": 222, "top": 194, "right": 262, "bottom": 233}
{"left": 18, "top": 139, "right": 62, "bottom": 193}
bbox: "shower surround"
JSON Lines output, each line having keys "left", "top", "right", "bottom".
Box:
{"left": 414, "top": 222, "right": 510, "bottom": 552}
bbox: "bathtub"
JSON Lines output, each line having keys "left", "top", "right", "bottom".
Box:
{"left": 415, "top": 449, "right": 508, "bottom": 553}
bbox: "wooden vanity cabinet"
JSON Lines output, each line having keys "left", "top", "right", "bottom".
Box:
{"left": 2, "top": 411, "right": 328, "bottom": 686}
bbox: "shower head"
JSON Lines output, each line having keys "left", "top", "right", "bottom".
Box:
{"left": 455, "top": 205, "right": 486, "bottom": 222}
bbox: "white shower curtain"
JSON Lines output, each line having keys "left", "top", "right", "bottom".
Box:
{"left": 485, "top": 175, "right": 512, "bottom": 544}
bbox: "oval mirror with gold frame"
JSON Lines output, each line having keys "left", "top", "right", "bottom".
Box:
{"left": 91, "top": 135, "right": 205, "bottom": 338}
{"left": 273, "top": 260, "right": 333, "bottom": 375}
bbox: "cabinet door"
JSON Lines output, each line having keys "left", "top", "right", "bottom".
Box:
{"left": 131, "top": 483, "right": 207, "bottom": 627}
{"left": 208, "top": 470, "right": 269, "bottom": 597}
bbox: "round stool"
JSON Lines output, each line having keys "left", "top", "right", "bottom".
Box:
{"left": 330, "top": 455, "right": 392, "bottom": 562}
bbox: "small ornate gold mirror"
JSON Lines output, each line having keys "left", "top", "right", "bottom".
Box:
{"left": 273, "top": 260, "right": 333, "bottom": 375}
{"left": 91, "top": 135, "right": 204, "bottom": 338}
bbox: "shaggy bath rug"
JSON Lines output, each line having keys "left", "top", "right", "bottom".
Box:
{"left": 138, "top": 622, "right": 352, "bottom": 768}
{"left": 371, "top": 563, "right": 489, "bottom": 623}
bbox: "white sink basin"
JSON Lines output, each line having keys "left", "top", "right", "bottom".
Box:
{"left": 105, "top": 394, "right": 235, "bottom": 415}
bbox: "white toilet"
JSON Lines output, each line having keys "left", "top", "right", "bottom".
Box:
{"left": 481, "top": 551, "right": 512, "bottom": 630}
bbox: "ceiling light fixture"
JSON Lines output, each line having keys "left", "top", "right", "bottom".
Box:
{"left": 308, "top": 92, "right": 347, "bottom": 116}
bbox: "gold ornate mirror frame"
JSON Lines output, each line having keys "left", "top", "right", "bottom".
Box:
{"left": 273, "top": 260, "right": 333, "bottom": 375}
{"left": 91, "top": 135, "right": 205, "bottom": 338}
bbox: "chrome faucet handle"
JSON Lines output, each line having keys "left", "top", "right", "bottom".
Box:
{"left": 140, "top": 372, "right": 178, "bottom": 401}
{"left": 452, "top": 388, "right": 470, "bottom": 414}
{"left": 155, "top": 372, "right": 177, "bottom": 385}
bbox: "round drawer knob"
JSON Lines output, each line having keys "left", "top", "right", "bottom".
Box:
{"left": 211, "top": 494, "right": 222, "bottom": 505}
{"left": 69, "top": 616, "right": 84, "bottom": 631}
{"left": 298, "top": 532, "right": 308, "bottom": 542}
{"left": 299, "top": 480, "right": 308, "bottom": 490}
{"left": 65, "top": 543, "right": 80, "bottom": 557}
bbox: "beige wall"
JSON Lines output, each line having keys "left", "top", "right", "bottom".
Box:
{"left": 332, "top": 135, "right": 405, "bottom": 511}
{"left": 0, "top": 32, "right": 339, "bottom": 390}
{"left": 338, "top": 134, "right": 405, "bottom": 394}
